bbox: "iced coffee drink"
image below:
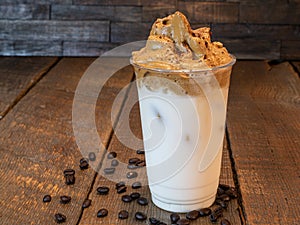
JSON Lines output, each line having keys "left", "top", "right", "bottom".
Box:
{"left": 131, "top": 12, "right": 235, "bottom": 212}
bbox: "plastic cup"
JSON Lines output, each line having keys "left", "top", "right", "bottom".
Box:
{"left": 131, "top": 55, "right": 236, "bottom": 212}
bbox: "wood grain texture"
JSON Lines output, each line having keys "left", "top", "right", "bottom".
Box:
{"left": 281, "top": 41, "right": 300, "bottom": 60}
{"left": 0, "top": 57, "right": 58, "bottom": 118}
{"left": 227, "top": 61, "right": 300, "bottom": 224}
{"left": 79, "top": 76, "right": 242, "bottom": 224}
{"left": 0, "top": 58, "right": 134, "bottom": 224}
{"left": 0, "top": 20, "right": 109, "bottom": 42}
{"left": 0, "top": 4, "right": 49, "bottom": 20}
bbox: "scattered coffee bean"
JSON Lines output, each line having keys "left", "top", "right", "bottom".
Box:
{"left": 130, "top": 192, "right": 140, "bottom": 200}
{"left": 137, "top": 197, "right": 148, "bottom": 206}
{"left": 149, "top": 217, "right": 160, "bottom": 224}
{"left": 215, "top": 199, "right": 228, "bottom": 208}
{"left": 117, "top": 186, "right": 127, "bottom": 194}
{"left": 65, "top": 174, "right": 75, "bottom": 185}
{"left": 128, "top": 157, "right": 140, "bottom": 164}
{"left": 136, "top": 149, "right": 145, "bottom": 154}
{"left": 218, "top": 194, "right": 231, "bottom": 202}
{"left": 97, "top": 208, "right": 108, "bottom": 218}
{"left": 121, "top": 194, "right": 132, "bottom": 203}
{"left": 103, "top": 167, "right": 115, "bottom": 174}
{"left": 132, "top": 181, "right": 142, "bottom": 189}
{"left": 60, "top": 195, "right": 71, "bottom": 204}
{"left": 186, "top": 210, "right": 200, "bottom": 220}
{"left": 219, "top": 183, "right": 230, "bottom": 191}
{"left": 118, "top": 210, "right": 129, "bottom": 219}
{"left": 221, "top": 219, "right": 231, "bottom": 225}
{"left": 82, "top": 199, "right": 91, "bottom": 208}
{"left": 135, "top": 160, "right": 146, "bottom": 167}
{"left": 225, "top": 187, "right": 238, "bottom": 199}
{"left": 116, "top": 181, "right": 125, "bottom": 189}
{"left": 54, "top": 213, "right": 66, "bottom": 223}
{"left": 79, "top": 158, "right": 89, "bottom": 170}
{"left": 176, "top": 218, "right": 190, "bottom": 225}
{"left": 199, "top": 208, "right": 211, "bottom": 217}
{"left": 97, "top": 186, "right": 109, "bottom": 195}
{"left": 157, "top": 222, "right": 167, "bottom": 225}
{"left": 209, "top": 207, "right": 223, "bottom": 222}
{"left": 111, "top": 159, "right": 119, "bottom": 167}
{"left": 217, "top": 187, "right": 225, "bottom": 195}
{"left": 107, "top": 152, "right": 117, "bottom": 159}
{"left": 126, "top": 171, "right": 138, "bottom": 179}
{"left": 88, "top": 152, "right": 96, "bottom": 161}
{"left": 127, "top": 164, "right": 139, "bottom": 170}
{"left": 170, "top": 213, "right": 180, "bottom": 223}
{"left": 63, "top": 169, "right": 75, "bottom": 176}
{"left": 43, "top": 195, "right": 51, "bottom": 203}
{"left": 135, "top": 211, "right": 147, "bottom": 221}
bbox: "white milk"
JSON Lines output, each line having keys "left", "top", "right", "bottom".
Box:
{"left": 136, "top": 75, "right": 229, "bottom": 212}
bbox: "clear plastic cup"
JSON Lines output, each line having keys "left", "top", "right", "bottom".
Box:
{"left": 131, "top": 55, "right": 236, "bottom": 212}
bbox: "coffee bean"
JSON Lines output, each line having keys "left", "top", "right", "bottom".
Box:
{"left": 97, "top": 186, "right": 109, "bottom": 195}
{"left": 117, "top": 186, "right": 127, "bottom": 194}
{"left": 170, "top": 213, "right": 180, "bottom": 223}
{"left": 127, "top": 164, "right": 139, "bottom": 170}
{"left": 137, "top": 197, "right": 148, "bottom": 206}
{"left": 135, "top": 212, "right": 147, "bottom": 221}
{"left": 215, "top": 199, "right": 228, "bottom": 208}
{"left": 199, "top": 207, "right": 211, "bottom": 217}
{"left": 121, "top": 194, "right": 132, "bottom": 203}
{"left": 107, "top": 152, "right": 117, "bottom": 159}
{"left": 63, "top": 169, "right": 75, "bottom": 176}
{"left": 65, "top": 174, "right": 75, "bottom": 185}
{"left": 221, "top": 219, "right": 232, "bottom": 225}
{"left": 104, "top": 167, "right": 115, "bottom": 174}
{"left": 225, "top": 188, "right": 238, "bottom": 199}
{"left": 118, "top": 210, "right": 129, "bottom": 219}
{"left": 111, "top": 159, "right": 119, "bottom": 167}
{"left": 88, "top": 152, "right": 96, "bottom": 161}
{"left": 149, "top": 217, "right": 160, "bottom": 224}
{"left": 135, "top": 160, "right": 146, "bottom": 167}
{"left": 54, "top": 213, "right": 66, "bottom": 223}
{"left": 97, "top": 208, "right": 108, "bottom": 218}
{"left": 217, "top": 187, "right": 225, "bottom": 196}
{"left": 186, "top": 210, "right": 200, "bottom": 220}
{"left": 136, "top": 149, "right": 145, "bottom": 154}
{"left": 116, "top": 181, "right": 125, "bottom": 189}
{"left": 79, "top": 158, "right": 89, "bottom": 170}
{"left": 218, "top": 194, "right": 231, "bottom": 202}
{"left": 219, "top": 183, "right": 230, "bottom": 191}
{"left": 126, "top": 171, "right": 138, "bottom": 179}
{"left": 129, "top": 157, "right": 140, "bottom": 164}
{"left": 209, "top": 207, "right": 223, "bottom": 222}
{"left": 60, "top": 195, "right": 71, "bottom": 204}
{"left": 158, "top": 222, "right": 167, "bottom": 225}
{"left": 82, "top": 199, "right": 91, "bottom": 208}
{"left": 132, "top": 181, "right": 142, "bottom": 189}
{"left": 130, "top": 192, "right": 140, "bottom": 200}
{"left": 43, "top": 195, "right": 51, "bottom": 203}
{"left": 176, "top": 218, "right": 190, "bottom": 225}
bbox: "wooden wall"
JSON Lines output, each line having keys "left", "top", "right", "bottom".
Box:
{"left": 0, "top": 0, "right": 299, "bottom": 59}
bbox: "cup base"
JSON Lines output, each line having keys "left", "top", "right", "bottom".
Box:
{"left": 151, "top": 193, "right": 215, "bottom": 213}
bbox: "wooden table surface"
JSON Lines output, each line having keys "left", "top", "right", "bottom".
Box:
{"left": 0, "top": 57, "right": 299, "bottom": 225}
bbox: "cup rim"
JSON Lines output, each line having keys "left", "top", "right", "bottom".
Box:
{"left": 130, "top": 54, "right": 236, "bottom": 74}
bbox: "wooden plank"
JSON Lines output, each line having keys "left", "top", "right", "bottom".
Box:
{"left": 142, "top": 6, "right": 176, "bottom": 22}
{"left": 227, "top": 61, "right": 300, "bottom": 224}
{"left": 0, "top": 58, "right": 134, "bottom": 224}
{"left": 0, "top": 57, "right": 58, "bottom": 119}
{"left": 51, "top": 5, "right": 142, "bottom": 22}
{"left": 63, "top": 42, "right": 118, "bottom": 57}
{"left": 111, "top": 22, "right": 151, "bottom": 43}
{"left": 281, "top": 40, "right": 300, "bottom": 60}
{"left": 0, "top": 4, "right": 49, "bottom": 20}
{"left": 220, "top": 39, "right": 280, "bottom": 60}
{"left": 240, "top": 1, "right": 300, "bottom": 24}
{"left": 73, "top": 0, "right": 142, "bottom": 5}
{"left": 0, "top": 20, "right": 109, "bottom": 42}
{"left": 13, "top": 40, "right": 62, "bottom": 56}
{"left": 291, "top": 61, "right": 300, "bottom": 74}
{"left": 79, "top": 77, "right": 242, "bottom": 224}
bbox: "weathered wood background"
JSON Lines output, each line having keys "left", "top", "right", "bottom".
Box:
{"left": 0, "top": 0, "right": 300, "bottom": 59}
